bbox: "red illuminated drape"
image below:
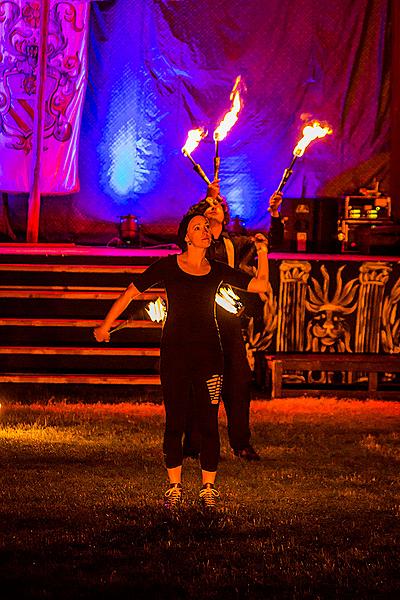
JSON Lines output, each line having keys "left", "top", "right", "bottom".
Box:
{"left": 0, "top": 1, "right": 90, "bottom": 195}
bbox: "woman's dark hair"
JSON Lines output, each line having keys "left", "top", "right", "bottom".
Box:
{"left": 176, "top": 210, "right": 206, "bottom": 251}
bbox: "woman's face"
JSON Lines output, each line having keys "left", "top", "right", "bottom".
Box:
{"left": 185, "top": 215, "right": 212, "bottom": 248}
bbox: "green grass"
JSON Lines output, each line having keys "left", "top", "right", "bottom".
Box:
{"left": 0, "top": 397, "right": 399, "bottom": 599}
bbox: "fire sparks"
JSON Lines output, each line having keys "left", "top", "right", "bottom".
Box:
{"left": 213, "top": 76, "right": 243, "bottom": 142}
{"left": 293, "top": 120, "right": 333, "bottom": 157}
{"left": 215, "top": 285, "right": 244, "bottom": 315}
{"left": 145, "top": 297, "right": 167, "bottom": 323}
{"left": 182, "top": 127, "right": 207, "bottom": 156}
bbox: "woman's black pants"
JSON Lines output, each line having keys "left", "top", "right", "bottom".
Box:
{"left": 161, "top": 359, "right": 222, "bottom": 472}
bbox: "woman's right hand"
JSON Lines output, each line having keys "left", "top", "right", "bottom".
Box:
{"left": 93, "top": 325, "right": 110, "bottom": 343}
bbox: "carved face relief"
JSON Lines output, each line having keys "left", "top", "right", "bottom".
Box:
{"left": 305, "top": 265, "right": 359, "bottom": 353}
{"left": 307, "top": 309, "right": 351, "bottom": 352}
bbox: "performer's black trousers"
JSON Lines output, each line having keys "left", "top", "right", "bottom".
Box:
{"left": 161, "top": 357, "right": 222, "bottom": 472}
{"left": 221, "top": 320, "right": 252, "bottom": 450}
{"left": 183, "top": 312, "right": 252, "bottom": 454}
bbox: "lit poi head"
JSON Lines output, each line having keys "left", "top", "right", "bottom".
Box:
{"left": 177, "top": 210, "right": 211, "bottom": 251}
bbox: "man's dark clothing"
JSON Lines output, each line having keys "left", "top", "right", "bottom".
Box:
{"left": 184, "top": 216, "right": 284, "bottom": 453}
{"left": 207, "top": 216, "right": 283, "bottom": 267}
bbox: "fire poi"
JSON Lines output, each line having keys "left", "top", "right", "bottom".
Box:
{"left": 215, "top": 285, "right": 244, "bottom": 316}
{"left": 145, "top": 297, "right": 167, "bottom": 323}
{"left": 110, "top": 286, "right": 242, "bottom": 336}
{"left": 109, "top": 297, "right": 167, "bottom": 336}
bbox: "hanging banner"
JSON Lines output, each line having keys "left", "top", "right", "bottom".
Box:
{"left": 0, "top": 0, "right": 90, "bottom": 194}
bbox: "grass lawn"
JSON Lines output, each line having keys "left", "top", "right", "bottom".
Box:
{"left": 0, "top": 395, "right": 399, "bottom": 599}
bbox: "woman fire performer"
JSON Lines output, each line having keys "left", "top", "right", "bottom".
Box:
{"left": 93, "top": 212, "right": 269, "bottom": 509}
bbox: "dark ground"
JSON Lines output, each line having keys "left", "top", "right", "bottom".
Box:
{"left": 0, "top": 395, "right": 399, "bottom": 599}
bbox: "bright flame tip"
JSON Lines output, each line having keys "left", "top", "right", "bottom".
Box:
{"left": 293, "top": 119, "right": 333, "bottom": 157}
{"left": 182, "top": 127, "right": 207, "bottom": 155}
{"left": 213, "top": 76, "right": 243, "bottom": 142}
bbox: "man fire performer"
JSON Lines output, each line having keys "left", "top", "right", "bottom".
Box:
{"left": 183, "top": 183, "right": 284, "bottom": 461}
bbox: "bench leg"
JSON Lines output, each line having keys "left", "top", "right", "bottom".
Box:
{"left": 368, "top": 371, "right": 378, "bottom": 395}
{"left": 271, "top": 360, "right": 283, "bottom": 399}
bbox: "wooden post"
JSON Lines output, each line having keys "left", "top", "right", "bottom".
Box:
{"left": 27, "top": 0, "right": 51, "bottom": 243}
{"left": 391, "top": 0, "right": 400, "bottom": 219}
{"left": 269, "top": 359, "right": 283, "bottom": 399}
{"left": 368, "top": 372, "right": 378, "bottom": 395}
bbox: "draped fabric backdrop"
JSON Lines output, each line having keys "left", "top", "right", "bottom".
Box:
{"left": 1, "top": 0, "right": 393, "bottom": 239}
{"left": 0, "top": 0, "right": 90, "bottom": 194}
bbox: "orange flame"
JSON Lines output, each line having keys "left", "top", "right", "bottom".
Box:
{"left": 182, "top": 127, "right": 207, "bottom": 156}
{"left": 293, "top": 120, "right": 333, "bottom": 157}
{"left": 145, "top": 297, "right": 167, "bottom": 323}
{"left": 213, "top": 76, "right": 243, "bottom": 142}
{"left": 215, "top": 285, "right": 243, "bottom": 315}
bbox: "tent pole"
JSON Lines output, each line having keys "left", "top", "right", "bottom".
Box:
{"left": 27, "top": 0, "right": 50, "bottom": 243}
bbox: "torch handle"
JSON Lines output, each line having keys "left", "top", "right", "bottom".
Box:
{"left": 213, "top": 156, "right": 220, "bottom": 181}
{"left": 183, "top": 150, "right": 212, "bottom": 184}
{"left": 276, "top": 168, "right": 292, "bottom": 193}
{"left": 267, "top": 155, "right": 298, "bottom": 213}
{"left": 276, "top": 155, "right": 298, "bottom": 193}
{"left": 213, "top": 139, "right": 220, "bottom": 181}
{"left": 193, "top": 163, "right": 211, "bottom": 185}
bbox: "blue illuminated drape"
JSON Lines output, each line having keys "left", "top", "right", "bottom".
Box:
{"left": 69, "top": 0, "right": 392, "bottom": 236}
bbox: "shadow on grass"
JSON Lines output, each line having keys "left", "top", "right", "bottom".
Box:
{"left": 2, "top": 502, "right": 398, "bottom": 599}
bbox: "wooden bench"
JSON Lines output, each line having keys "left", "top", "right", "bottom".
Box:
{"left": 264, "top": 353, "right": 400, "bottom": 399}
{"left": 0, "top": 374, "right": 160, "bottom": 385}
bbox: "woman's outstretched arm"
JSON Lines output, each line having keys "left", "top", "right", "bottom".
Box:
{"left": 93, "top": 282, "right": 140, "bottom": 342}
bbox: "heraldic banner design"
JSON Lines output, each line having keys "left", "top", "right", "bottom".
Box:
{"left": 0, "top": 1, "right": 90, "bottom": 194}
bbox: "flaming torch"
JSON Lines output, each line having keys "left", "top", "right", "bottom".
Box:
{"left": 213, "top": 76, "right": 243, "bottom": 181}
{"left": 275, "top": 120, "right": 333, "bottom": 195}
{"left": 109, "top": 297, "right": 167, "bottom": 336}
{"left": 181, "top": 127, "right": 211, "bottom": 184}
